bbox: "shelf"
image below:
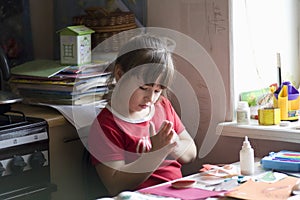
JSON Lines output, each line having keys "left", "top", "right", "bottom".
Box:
{"left": 217, "top": 120, "right": 300, "bottom": 144}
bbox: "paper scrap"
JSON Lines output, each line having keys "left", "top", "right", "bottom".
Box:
{"left": 139, "top": 183, "right": 223, "bottom": 200}
{"left": 256, "top": 171, "right": 287, "bottom": 183}
{"left": 225, "top": 176, "right": 299, "bottom": 200}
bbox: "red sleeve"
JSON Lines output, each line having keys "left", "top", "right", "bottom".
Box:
{"left": 88, "top": 108, "right": 126, "bottom": 165}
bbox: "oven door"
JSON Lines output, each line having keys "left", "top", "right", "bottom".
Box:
{"left": 0, "top": 165, "right": 57, "bottom": 200}
{"left": 0, "top": 125, "right": 56, "bottom": 200}
{"left": 0, "top": 182, "right": 57, "bottom": 200}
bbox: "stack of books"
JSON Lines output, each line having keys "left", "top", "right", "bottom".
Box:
{"left": 10, "top": 59, "right": 111, "bottom": 105}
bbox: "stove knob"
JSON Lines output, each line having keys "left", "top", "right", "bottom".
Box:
{"left": 29, "top": 151, "right": 46, "bottom": 169}
{"left": 10, "top": 155, "right": 26, "bottom": 174}
{"left": 0, "top": 162, "right": 5, "bottom": 176}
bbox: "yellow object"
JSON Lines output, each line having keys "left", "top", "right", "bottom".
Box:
{"left": 273, "top": 82, "right": 300, "bottom": 121}
{"left": 258, "top": 108, "right": 281, "bottom": 125}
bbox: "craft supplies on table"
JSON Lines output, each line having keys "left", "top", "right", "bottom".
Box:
{"left": 125, "top": 161, "right": 300, "bottom": 200}
{"left": 239, "top": 136, "right": 255, "bottom": 175}
{"left": 261, "top": 150, "right": 300, "bottom": 172}
{"left": 225, "top": 176, "right": 299, "bottom": 200}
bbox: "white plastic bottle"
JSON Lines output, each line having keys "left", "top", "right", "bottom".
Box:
{"left": 236, "top": 101, "right": 250, "bottom": 125}
{"left": 239, "top": 136, "right": 255, "bottom": 175}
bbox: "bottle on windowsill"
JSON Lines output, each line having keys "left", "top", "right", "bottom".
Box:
{"left": 236, "top": 101, "right": 250, "bottom": 125}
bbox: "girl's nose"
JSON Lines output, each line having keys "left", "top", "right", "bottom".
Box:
{"left": 144, "top": 91, "right": 155, "bottom": 102}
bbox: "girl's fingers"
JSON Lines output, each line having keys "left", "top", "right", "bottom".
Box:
{"left": 149, "top": 120, "right": 176, "bottom": 153}
{"left": 157, "top": 120, "right": 167, "bottom": 133}
{"left": 149, "top": 121, "right": 156, "bottom": 137}
{"left": 151, "top": 120, "right": 170, "bottom": 138}
{"left": 159, "top": 120, "right": 173, "bottom": 135}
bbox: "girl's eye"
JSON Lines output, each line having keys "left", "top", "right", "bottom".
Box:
{"left": 139, "top": 86, "right": 147, "bottom": 90}
{"left": 139, "top": 85, "right": 162, "bottom": 93}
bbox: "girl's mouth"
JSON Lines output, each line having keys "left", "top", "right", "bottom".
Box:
{"left": 139, "top": 105, "right": 149, "bottom": 109}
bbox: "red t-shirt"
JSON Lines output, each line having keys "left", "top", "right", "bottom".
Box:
{"left": 88, "top": 96, "right": 185, "bottom": 189}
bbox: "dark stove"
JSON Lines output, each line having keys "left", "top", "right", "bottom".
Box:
{"left": 0, "top": 40, "right": 55, "bottom": 199}
{"left": 0, "top": 111, "right": 56, "bottom": 200}
{"left": 0, "top": 110, "right": 28, "bottom": 127}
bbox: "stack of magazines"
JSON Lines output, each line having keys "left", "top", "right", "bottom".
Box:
{"left": 10, "top": 59, "right": 112, "bottom": 105}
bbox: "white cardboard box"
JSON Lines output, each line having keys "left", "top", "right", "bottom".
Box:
{"left": 58, "top": 25, "right": 95, "bottom": 65}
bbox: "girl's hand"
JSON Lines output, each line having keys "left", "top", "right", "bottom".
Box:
{"left": 149, "top": 121, "right": 177, "bottom": 153}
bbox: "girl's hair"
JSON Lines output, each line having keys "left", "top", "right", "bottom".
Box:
{"left": 108, "top": 34, "right": 175, "bottom": 90}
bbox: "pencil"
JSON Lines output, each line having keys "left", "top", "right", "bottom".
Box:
{"left": 277, "top": 52, "right": 282, "bottom": 86}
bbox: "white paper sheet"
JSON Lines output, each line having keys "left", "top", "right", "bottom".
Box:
{"left": 39, "top": 101, "right": 106, "bottom": 146}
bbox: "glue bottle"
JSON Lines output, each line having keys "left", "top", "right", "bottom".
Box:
{"left": 239, "top": 136, "right": 255, "bottom": 175}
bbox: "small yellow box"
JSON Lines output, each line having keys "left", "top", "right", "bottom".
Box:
{"left": 258, "top": 108, "right": 281, "bottom": 125}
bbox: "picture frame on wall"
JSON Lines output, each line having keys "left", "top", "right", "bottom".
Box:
{"left": 0, "top": 0, "right": 33, "bottom": 68}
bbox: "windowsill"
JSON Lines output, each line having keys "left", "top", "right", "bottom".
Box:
{"left": 217, "top": 120, "right": 300, "bottom": 143}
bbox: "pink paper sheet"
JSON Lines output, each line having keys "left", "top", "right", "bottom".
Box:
{"left": 139, "top": 183, "right": 223, "bottom": 200}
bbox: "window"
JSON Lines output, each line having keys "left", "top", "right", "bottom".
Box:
{"left": 232, "top": 0, "right": 299, "bottom": 107}
{"left": 219, "top": 0, "right": 300, "bottom": 143}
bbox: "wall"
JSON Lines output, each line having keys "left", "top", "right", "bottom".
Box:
{"left": 29, "top": 0, "right": 109, "bottom": 59}
{"left": 147, "top": 0, "right": 234, "bottom": 174}
{"left": 148, "top": 0, "right": 300, "bottom": 176}
{"left": 29, "top": 0, "right": 54, "bottom": 59}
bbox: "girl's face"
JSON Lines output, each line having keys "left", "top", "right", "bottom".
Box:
{"left": 129, "top": 83, "right": 163, "bottom": 113}
{"left": 111, "top": 73, "right": 164, "bottom": 118}
{"left": 112, "top": 64, "right": 170, "bottom": 118}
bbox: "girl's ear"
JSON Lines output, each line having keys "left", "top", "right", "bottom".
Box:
{"left": 114, "top": 64, "right": 124, "bottom": 81}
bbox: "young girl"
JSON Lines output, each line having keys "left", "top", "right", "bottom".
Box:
{"left": 88, "top": 34, "right": 197, "bottom": 196}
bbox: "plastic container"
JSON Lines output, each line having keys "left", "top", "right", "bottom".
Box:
{"left": 273, "top": 81, "right": 299, "bottom": 121}
{"left": 236, "top": 101, "right": 250, "bottom": 125}
{"left": 261, "top": 150, "right": 300, "bottom": 172}
{"left": 239, "top": 136, "right": 255, "bottom": 175}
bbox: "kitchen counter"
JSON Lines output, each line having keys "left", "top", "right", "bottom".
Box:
{"left": 11, "top": 103, "right": 68, "bottom": 127}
